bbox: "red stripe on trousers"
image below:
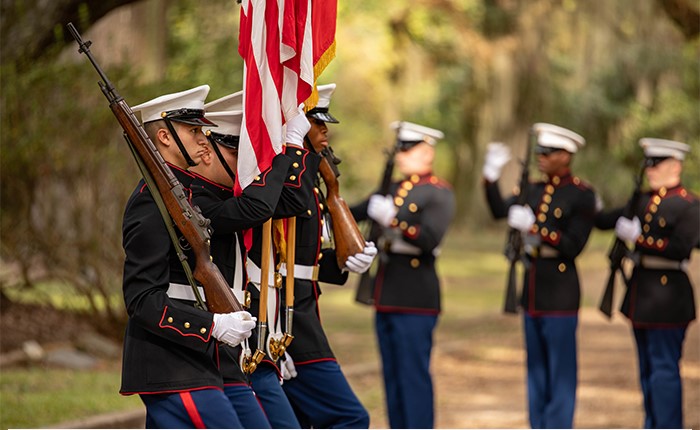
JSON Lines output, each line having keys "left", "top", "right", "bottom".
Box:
{"left": 180, "top": 392, "right": 206, "bottom": 429}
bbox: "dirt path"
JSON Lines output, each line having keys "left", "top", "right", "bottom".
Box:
{"left": 344, "top": 309, "right": 699, "bottom": 429}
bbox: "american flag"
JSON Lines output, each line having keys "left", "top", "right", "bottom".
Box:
{"left": 236, "top": 0, "right": 336, "bottom": 194}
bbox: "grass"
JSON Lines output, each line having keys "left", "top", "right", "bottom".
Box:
{"left": 0, "top": 227, "right": 642, "bottom": 429}
{"left": 0, "top": 366, "right": 142, "bottom": 429}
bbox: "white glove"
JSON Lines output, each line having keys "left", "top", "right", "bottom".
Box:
{"left": 367, "top": 194, "right": 398, "bottom": 228}
{"left": 285, "top": 105, "right": 311, "bottom": 148}
{"left": 211, "top": 311, "right": 256, "bottom": 347}
{"left": 345, "top": 241, "right": 378, "bottom": 273}
{"left": 507, "top": 205, "right": 535, "bottom": 233}
{"left": 482, "top": 142, "right": 512, "bottom": 182}
{"left": 280, "top": 352, "right": 297, "bottom": 381}
{"left": 615, "top": 216, "right": 641, "bottom": 243}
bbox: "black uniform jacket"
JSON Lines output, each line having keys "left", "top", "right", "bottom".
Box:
{"left": 485, "top": 170, "right": 596, "bottom": 315}
{"left": 245, "top": 148, "right": 326, "bottom": 367}
{"left": 352, "top": 173, "right": 456, "bottom": 314}
{"left": 189, "top": 152, "right": 293, "bottom": 384}
{"left": 596, "top": 184, "right": 699, "bottom": 327}
{"left": 120, "top": 165, "right": 222, "bottom": 394}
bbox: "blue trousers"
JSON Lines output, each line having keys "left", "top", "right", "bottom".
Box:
{"left": 224, "top": 383, "right": 271, "bottom": 429}
{"left": 249, "top": 363, "right": 301, "bottom": 429}
{"left": 375, "top": 312, "right": 438, "bottom": 429}
{"left": 140, "top": 389, "right": 242, "bottom": 429}
{"left": 633, "top": 326, "right": 687, "bottom": 429}
{"left": 283, "top": 359, "right": 369, "bottom": 428}
{"left": 523, "top": 313, "right": 578, "bottom": 429}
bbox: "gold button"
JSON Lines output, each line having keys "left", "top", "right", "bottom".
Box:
{"left": 320, "top": 218, "right": 325, "bottom": 225}
{"left": 645, "top": 213, "right": 653, "bottom": 223}
{"left": 538, "top": 213, "right": 547, "bottom": 223}
{"left": 656, "top": 239, "right": 664, "bottom": 248}
{"left": 319, "top": 203, "right": 324, "bottom": 211}
{"left": 541, "top": 227, "right": 549, "bottom": 236}
{"left": 545, "top": 185, "right": 555, "bottom": 194}
{"left": 554, "top": 208, "right": 562, "bottom": 218}
{"left": 167, "top": 317, "right": 174, "bottom": 323}
{"left": 681, "top": 189, "right": 687, "bottom": 197}
{"left": 550, "top": 232, "right": 558, "bottom": 240}
{"left": 646, "top": 236, "right": 654, "bottom": 245}
{"left": 318, "top": 253, "right": 324, "bottom": 260}
{"left": 410, "top": 258, "right": 420, "bottom": 268}
{"left": 532, "top": 225, "right": 539, "bottom": 233}
{"left": 409, "top": 203, "right": 418, "bottom": 212}
{"left": 408, "top": 226, "right": 417, "bottom": 235}
{"left": 552, "top": 176, "right": 560, "bottom": 185}
{"left": 293, "top": 162, "right": 299, "bottom": 168}
{"left": 650, "top": 204, "right": 657, "bottom": 213}
{"left": 307, "top": 209, "right": 312, "bottom": 216}
{"left": 184, "top": 322, "right": 191, "bottom": 329}
{"left": 296, "top": 150, "right": 303, "bottom": 156}
{"left": 637, "top": 236, "right": 644, "bottom": 244}
{"left": 661, "top": 275, "right": 668, "bottom": 285}
{"left": 411, "top": 174, "right": 420, "bottom": 183}
{"left": 558, "top": 263, "right": 566, "bottom": 272}
{"left": 245, "top": 291, "right": 251, "bottom": 308}
{"left": 659, "top": 187, "right": 667, "bottom": 197}
{"left": 255, "top": 175, "right": 261, "bottom": 181}
{"left": 289, "top": 175, "right": 297, "bottom": 181}
{"left": 320, "top": 236, "right": 325, "bottom": 243}
{"left": 398, "top": 189, "right": 408, "bottom": 197}
{"left": 430, "top": 176, "right": 439, "bottom": 184}
{"left": 391, "top": 219, "right": 399, "bottom": 227}
{"left": 399, "top": 221, "right": 408, "bottom": 230}
{"left": 394, "top": 197, "right": 404, "bottom": 206}
{"left": 161, "top": 111, "right": 168, "bottom": 118}
{"left": 540, "top": 204, "right": 549, "bottom": 213}
{"left": 314, "top": 187, "right": 319, "bottom": 194}
{"left": 659, "top": 217, "right": 666, "bottom": 227}
{"left": 652, "top": 195, "right": 661, "bottom": 205}
{"left": 643, "top": 224, "right": 650, "bottom": 233}
{"left": 543, "top": 195, "right": 552, "bottom": 203}
{"left": 402, "top": 181, "right": 413, "bottom": 190}
{"left": 200, "top": 328, "right": 207, "bottom": 334}
{"left": 573, "top": 177, "right": 580, "bottom": 185}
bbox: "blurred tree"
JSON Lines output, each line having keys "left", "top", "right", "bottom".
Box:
{"left": 0, "top": 0, "right": 140, "bottom": 67}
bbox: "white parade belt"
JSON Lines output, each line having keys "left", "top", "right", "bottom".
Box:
{"left": 246, "top": 260, "right": 319, "bottom": 284}
{"left": 167, "top": 283, "right": 206, "bottom": 302}
{"left": 638, "top": 255, "right": 688, "bottom": 272}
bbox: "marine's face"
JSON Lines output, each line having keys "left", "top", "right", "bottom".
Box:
{"left": 172, "top": 121, "right": 209, "bottom": 166}
{"left": 536, "top": 149, "right": 571, "bottom": 176}
{"left": 395, "top": 142, "right": 434, "bottom": 176}
{"left": 306, "top": 117, "right": 329, "bottom": 152}
{"left": 645, "top": 157, "right": 681, "bottom": 190}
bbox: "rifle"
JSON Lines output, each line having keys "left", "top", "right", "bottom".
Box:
{"left": 598, "top": 162, "right": 645, "bottom": 318}
{"left": 317, "top": 145, "right": 366, "bottom": 268}
{"left": 67, "top": 23, "right": 243, "bottom": 314}
{"left": 502, "top": 128, "right": 536, "bottom": 314}
{"left": 355, "top": 127, "right": 400, "bottom": 305}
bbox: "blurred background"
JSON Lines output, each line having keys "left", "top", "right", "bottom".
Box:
{"left": 1, "top": 0, "right": 698, "bottom": 428}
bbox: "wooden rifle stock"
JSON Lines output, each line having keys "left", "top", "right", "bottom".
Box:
{"left": 318, "top": 153, "right": 365, "bottom": 268}
{"left": 68, "top": 23, "right": 242, "bottom": 314}
{"left": 598, "top": 164, "right": 645, "bottom": 318}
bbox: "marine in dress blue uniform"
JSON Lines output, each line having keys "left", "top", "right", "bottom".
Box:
{"left": 483, "top": 124, "right": 596, "bottom": 429}
{"left": 249, "top": 83, "right": 374, "bottom": 429}
{"left": 351, "top": 121, "right": 456, "bottom": 429}
{"left": 595, "top": 138, "right": 698, "bottom": 429}
{"left": 201, "top": 94, "right": 321, "bottom": 429}
{"left": 121, "top": 85, "right": 256, "bottom": 428}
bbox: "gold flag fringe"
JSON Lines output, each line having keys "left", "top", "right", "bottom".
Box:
{"left": 304, "top": 39, "right": 337, "bottom": 112}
